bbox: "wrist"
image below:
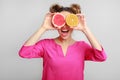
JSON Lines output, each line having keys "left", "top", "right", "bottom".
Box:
{"left": 81, "top": 27, "right": 91, "bottom": 35}
{"left": 39, "top": 26, "right": 47, "bottom": 32}
{"left": 41, "top": 24, "right": 48, "bottom": 30}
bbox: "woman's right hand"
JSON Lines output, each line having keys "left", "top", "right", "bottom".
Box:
{"left": 42, "top": 13, "right": 56, "bottom": 30}
{"left": 24, "top": 13, "right": 56, "bottom": 46}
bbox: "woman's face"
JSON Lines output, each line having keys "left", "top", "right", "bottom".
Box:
{"left": 57, "top": 11, "right": 73, "bottom": 39}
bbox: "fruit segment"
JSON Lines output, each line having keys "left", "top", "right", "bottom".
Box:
{"left": 52, "top": 13, "right": 65, "bottom": 28}
{"left": 66, "top": 14, "right": 79, "bottom": 27}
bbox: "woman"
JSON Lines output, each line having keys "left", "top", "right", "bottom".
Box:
{"left": 19, "top": 4, "right": 107, "bottom": 80}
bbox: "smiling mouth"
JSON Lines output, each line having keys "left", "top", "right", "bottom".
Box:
{"left": 61, "top": 30, "right": 69, "bottom": 33}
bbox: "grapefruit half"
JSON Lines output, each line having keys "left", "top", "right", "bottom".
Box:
{"left": 52, "top": 13, "right": 65, "bottom": 28}
{"left": 66, "top": 14, "right": 79, "bottom": 27}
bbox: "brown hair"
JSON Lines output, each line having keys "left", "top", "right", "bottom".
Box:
{"left": 49, "top": 4, "right": 81, "bottom": 14}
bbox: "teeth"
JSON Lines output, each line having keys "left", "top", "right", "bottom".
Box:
{"left": 61, "top": 30, "right": 69, "bottom": 33}
{"left": 62, "top": 30, "right": 68, "bottom": 31}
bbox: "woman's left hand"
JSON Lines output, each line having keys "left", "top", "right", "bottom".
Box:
{"left": 73, "top": 14, "right": 88, "bottom": 32}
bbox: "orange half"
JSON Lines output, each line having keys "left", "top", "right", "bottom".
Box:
{"left": 66, "top": 14, "right": 79, "bottom": 27}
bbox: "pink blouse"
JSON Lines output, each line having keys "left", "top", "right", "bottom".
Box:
{"left": 19, "top": 39, "right": 107, "bottom": 80}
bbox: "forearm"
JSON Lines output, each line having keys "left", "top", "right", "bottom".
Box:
{"left": 82, "top": 27, "right": 102, "bottom": 51}
{"left": 24, "top": 26, "right": 46, "bottom": 46}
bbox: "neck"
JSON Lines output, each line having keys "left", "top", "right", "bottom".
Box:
{"left": 56, "top": 36, "right": 74, "bottom": 45}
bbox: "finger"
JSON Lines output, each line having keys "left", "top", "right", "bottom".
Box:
{"left": 76, "top": 14, "right": 84, "bottom": 17}
{"left": 77, "top": 14, "right": 85, "bottom": 20}
{"left": 48, "top": 12, "right": 55, "bottom": 17}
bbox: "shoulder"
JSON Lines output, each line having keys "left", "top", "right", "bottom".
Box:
{"left": 75, "top": 40, "right": 90, "bottom": 47}
{"left": 76, "top": 40, "right": 88, "bottom": 45}
{"left": 36, "top": 38, "right": 54, "bottom": 45}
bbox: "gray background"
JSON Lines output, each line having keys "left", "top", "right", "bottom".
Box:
{"left": 0, "top": 0, "right": 120, "bottom": 80}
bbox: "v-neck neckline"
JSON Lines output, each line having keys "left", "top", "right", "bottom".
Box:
{"left": 52, "top": 39, "right": 77, "bottom": 57}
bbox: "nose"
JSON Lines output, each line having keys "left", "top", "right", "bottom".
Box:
{"left": 62, "top": 24, "right": 69, "bottom": 29}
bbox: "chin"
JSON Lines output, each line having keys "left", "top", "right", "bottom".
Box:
{"left": 60, "top": 35, "right": 70, "bottom": 40}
